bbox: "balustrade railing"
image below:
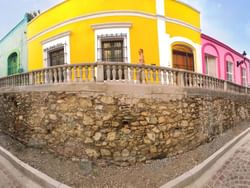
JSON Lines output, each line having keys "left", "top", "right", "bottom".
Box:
{"left": 0, "top": 62, "right": 249, "bottom": 95}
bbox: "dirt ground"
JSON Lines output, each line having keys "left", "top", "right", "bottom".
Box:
{"left": 0, "top": 122, "right": 249, "bottom": 188}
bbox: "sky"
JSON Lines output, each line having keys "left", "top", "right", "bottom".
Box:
{"left": 0, "top": 0, "right": 249, "bottom": 57}
{"left": 182, "top": 0, "right": 250, "bottom": 57}
{"left": 0, "top": 0, "right": 62, "bottom": 36}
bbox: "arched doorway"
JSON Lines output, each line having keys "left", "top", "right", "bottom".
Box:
{"left": 8, "top": 52, "right": 19, "bottom": 76}
{"left": 172, "top": 44, "right": 194, "bottom": 71}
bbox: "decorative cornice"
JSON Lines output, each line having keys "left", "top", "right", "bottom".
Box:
{"left": 91, "top": 22, "right": 132, "bottom": 30}
{"left": 165, "top": 17, "right": 201, "bottom": 32}
{"left": 41, "top": 31, "right": 71, "bottom": 45}
{"left": 28, "top": 10, "right": 201, "bottom": 42}
{"left": 28, "top": 0, "right": 68, "bottom": 25}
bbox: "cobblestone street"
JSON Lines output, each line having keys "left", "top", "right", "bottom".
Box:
{"left": 202, "top": 133, "right": 250, "bottom": 188}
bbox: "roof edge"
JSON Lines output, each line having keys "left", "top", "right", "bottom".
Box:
{"left": 0, "top": 15, "right": 28, "bottom": 44}
{"left": 175, "top": 0, "right": 200, "bottom": 14}
{"left": 202, "top": 33, "right": 250, "bottom": 62}
{"left": 28, "top": 0, "right": 68, "bottom": 25}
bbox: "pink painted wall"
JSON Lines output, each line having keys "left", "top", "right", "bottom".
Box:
{"left": 201, "top": 34, "right": 250, "bottom": 86}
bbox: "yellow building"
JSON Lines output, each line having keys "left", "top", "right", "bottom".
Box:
{"left": 27, "top": 0, "right": 201, "bottom": 73}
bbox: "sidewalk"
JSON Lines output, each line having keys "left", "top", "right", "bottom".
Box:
{"left": 0, "top": 145, "right": 70, "bottom": 188}
{"left": 0, "top": 153, "right": 42, "bottom": 188}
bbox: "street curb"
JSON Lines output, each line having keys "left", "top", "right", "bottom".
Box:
{"left": 160, "top": 127, "right": 250, "bottom": 188}
{"left": 0, "top": 146, "right": 71, "bottom": 188}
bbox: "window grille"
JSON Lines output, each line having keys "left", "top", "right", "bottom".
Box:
{"left": 43, "top": 43, "right": 67, "bottom": 67}
{"left": 97, "top": 33, "right": 128, "bottom": 62}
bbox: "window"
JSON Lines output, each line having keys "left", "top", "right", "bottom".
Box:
{"left": 101, "top": 40, "right": 124, "bottom": 62}
{"left": 8, "top": 52, "right": 19, "bottom": 76}
{"left": 48, "top": 47, "right": 65, "bottom": 66}
{"left": 93, "top": 24, "right": 131, "bottom": 63}
{"left": 205, "top": 54, "right": 217, "bottom": 77}
{"left": 100, "top": 39, "right": 126, "bottom": 80}
{"left": 241, "top": 68, "right": 247, "bottom": 86}
{"left": 93, "top": 27, "right": 131, "bottom": 81}
{"left": 42, "top": 32, "right": 71, "bottom": 67}
{"left": 97, "top": 33, "right": 128, "bottom": 62}
{"left": 96, "top": 34, "right": 128, "bottom": 80}
{"left": 226, "top": 61, "right": 233, "bottom": 82}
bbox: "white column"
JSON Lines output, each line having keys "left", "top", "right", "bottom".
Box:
{"left": 156, "top": 0, "right": 170, "bottom": 67}
{"left": 195, "top": 44, "right": 202, "bottom": 73}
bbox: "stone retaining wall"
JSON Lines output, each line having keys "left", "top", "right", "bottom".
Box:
{"left": 0, "top": 84, "right": 249, "bottom": 166}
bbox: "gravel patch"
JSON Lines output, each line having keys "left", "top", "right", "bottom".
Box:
{"left": 0, "top": 122, "right": 249, "bottom": 188}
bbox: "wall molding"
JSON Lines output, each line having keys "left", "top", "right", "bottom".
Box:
{"left": 41, "top": 31, "right": 71, "bottom": 45}
{"left": 91, "top": 22, "right": 132, "bottom": 30}
{"left": 166, "top": 17, "right": 200, "bottom": 32}
{"left": 28, "top": 10, "right": 201, "bottom": 42}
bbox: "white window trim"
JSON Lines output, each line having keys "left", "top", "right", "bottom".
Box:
{"left": 241, "top": 67, "right": 247, "bottom": 86}
{"left": 226, "top": 61, "right": 233, "bottom": 82}
{"left": 42, "top": 32, "right": 71, "bottom": 67}
{"left": 205, "top": 54, "right": 217, "bottom": 77}
{"left": 94, "top": 27, "right": 131, "bottom": 63}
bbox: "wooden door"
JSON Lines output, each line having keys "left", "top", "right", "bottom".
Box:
{"left": 172, "top": 45, "right": 194, "bottom": 71}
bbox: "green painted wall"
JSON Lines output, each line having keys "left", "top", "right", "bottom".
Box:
{"left": 0, "top": 16, "right": 28, "bottom": 77}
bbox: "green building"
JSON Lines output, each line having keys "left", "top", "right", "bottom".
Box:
{"left": 0, "top": 15, "right": 28, "bottom": 77}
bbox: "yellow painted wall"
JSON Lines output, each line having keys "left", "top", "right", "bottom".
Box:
{"left": 28, "top": 0, "right": 201, "bottom": 71}
{"left": 165, "top": 0, "right": 200, "bottom": 28}
{"left": 165, "top": 0, "right": 201, "bottom": 44}
{"left": 28, "top": 16, "right": 159, "bottom": 71}
{"left": 166, "top": 22, "right": 201, "bottom": 44}
{"left": 28, "top": 0, "right": 156, "bottom": 38}
{"left": 28, "top": 0, "right": 159, "bottom": 71}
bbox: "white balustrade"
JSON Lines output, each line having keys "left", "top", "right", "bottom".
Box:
{"left": 0, "top": 62, "right": 249, "bottom": 95}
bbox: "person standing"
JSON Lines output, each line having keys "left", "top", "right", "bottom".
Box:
{"left": 138, "top": 49, "right": 145, "bottom": 83}
{"left": 138, "top": 49, "right": 145, "bottom": 65}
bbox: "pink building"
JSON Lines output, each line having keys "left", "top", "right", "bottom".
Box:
{"left": 202, "top": 34, "right": 250, "bottom": 86}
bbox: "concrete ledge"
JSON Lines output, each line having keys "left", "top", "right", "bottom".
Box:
{"left": 160, "top": 127, "right": 250, "bottom": 188}
{"left": 0, "top": 146, "right": 71, "bottom": 188}
{"left": 1, "top": 82, "right": 249, "bottom": 102}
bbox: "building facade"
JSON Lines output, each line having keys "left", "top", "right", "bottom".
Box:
{"left": 1, "top": 0, "right": 249, "bottom": 87}
{"left": 202, "top": 34, "right": 250, "bottom": 86}
{"left": 0, "top": 15, "right": 28, "bottom": 77}
{"left": 27, "top": 0, "right": 202, "bottom": 73}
